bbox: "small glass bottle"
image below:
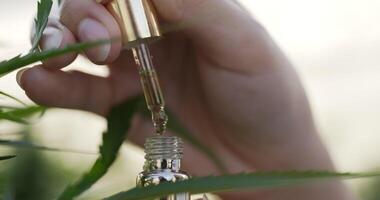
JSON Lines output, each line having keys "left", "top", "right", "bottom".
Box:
{"left": 137, "top": 136, "right": 191, "bottom": 200}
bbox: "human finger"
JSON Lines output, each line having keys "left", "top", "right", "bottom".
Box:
{"left": 60, "top": 0, "right": 122, "bottom": 64}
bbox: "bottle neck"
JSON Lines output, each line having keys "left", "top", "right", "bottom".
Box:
{"left": 144, "top": 158, "right": 181, "bottom": 171}
{"left": 143, "top": 136, "right": 183, "bottom": 172}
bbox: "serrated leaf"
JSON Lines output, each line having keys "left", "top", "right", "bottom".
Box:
{"left": 0, "top": 139, "right": 95, "bottom": 155}
{"left": 105, "top": 171, "right": 380, "bottom": 200}
{"left": 0, "top": 105, "right": 46, "bottom": 124}
{"left": 0, "top": 55, "right": 22, "bottom": 76}
{"left": 31, "top": 0, "right": 53, "bottom": 52}
{"left": 57, "top": 97, "right": 141, "bottom": 200}
{"left": 0, "top": 40, "right": 111, "bottom": 76}
{"left": 0, "top": 91, "right": 26, "bottom": 106}
{"left": 0, "top": 155, "right": 16, "bottom": 161}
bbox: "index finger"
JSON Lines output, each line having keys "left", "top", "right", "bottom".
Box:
{"left": 60, "top": 0, "right": 122, "bottom": 64}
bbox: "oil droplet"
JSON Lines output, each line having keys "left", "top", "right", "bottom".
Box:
{"left": 152, "top": 107, "right": 168, "bottom": 135}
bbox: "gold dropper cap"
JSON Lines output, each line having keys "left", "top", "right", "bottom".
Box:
{"left": 107, "top": 0, "right": 162, "bottom": 48}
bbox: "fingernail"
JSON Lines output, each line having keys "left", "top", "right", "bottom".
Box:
{"left": 78, "top": 18, "right": 111, "bottom": 62}
{"left": 16, "top": 68, "right": 30, "bottom": 88}
{"left": 40, "top": 26, "right": 63, "bottom": 50}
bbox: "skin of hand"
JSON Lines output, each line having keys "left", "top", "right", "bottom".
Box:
{"left": 17, "top": 0, "right": 355, "bottom": 199}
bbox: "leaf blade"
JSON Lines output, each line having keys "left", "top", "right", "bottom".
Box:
{"left": 5, "top": 106, "right": 46, "bottom": 119}
{"left": 0, "top": 91, "right": 26, "bottom": 106}
{"left": 0, "top": 139, "right": 96, "bottom": 155}
{"left": 0, "top": 40, "right": 111, "bottom": 76}
{"left": 0, "top": 112, "right": 28, "bottom": 124}
{"left": 105, "top": 171, "right": 380, "bottom": 200}
{"left": 57, "top": 97, "right": 141, "bottom": 200}
{"left": 31, "top": 0, "right": 53, "bottom": 52}
{"left": 0, "top": 155, "right": 16, "bottom": 161}
{"left": 0, "top": 106, "right": 46, "bottom": 124}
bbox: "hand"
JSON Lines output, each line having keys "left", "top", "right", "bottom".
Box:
{"left": 18, "top": 0, "right": 354, "bottom": 199}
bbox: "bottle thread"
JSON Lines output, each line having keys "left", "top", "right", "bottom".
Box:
{"left": 138, "top": 136, "right": 190, "bottom": 200}
{"left": 144, "top": 136, "right": 183, "bottom": 161}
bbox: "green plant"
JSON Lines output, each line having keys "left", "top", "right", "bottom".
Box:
{"left": 106, "top": 171, "right": 380, "bottom": 200}
{"left": 0, "top": 155, "right": 16, "bottom": 161}
{"left": 58, "top": 97, "right": 141, "bottom": 200}
{"left": 0, "top": 0, "right": 379, "bottom": 199}
{"left": 1, "top": 135, "right": 76, "bottom": 200}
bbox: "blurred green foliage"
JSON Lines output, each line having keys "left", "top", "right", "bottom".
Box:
{"left": 0, "top": 135, "right": 74, "bottom": 200}
{"left": 361, "top": 176, "right": 380, "bottom": 200}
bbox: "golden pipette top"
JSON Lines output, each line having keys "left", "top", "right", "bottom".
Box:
{"left": 107, "top": 0, "right": 161, "bottom": 48}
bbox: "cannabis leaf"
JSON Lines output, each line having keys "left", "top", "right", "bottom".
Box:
{"left": 0, "top": 106, "right": 45, "bottom": 124}
{"left": 0, "top": 91, "right": 26, "bottom": 106}
{"left": 0, "top": 155, "right": 16, "bottom": 161}
{"left": 57, "top": 97, "right": 141, "bottom": 200}
{"left": 105, "top": 171, "right": 380, "bottom": 200}
{"left": 0, "top": 139, "right": 95, "bottom": 155}
{"left": 0, "top": 40, "right": 111, "bottom": 76}
{"left": 31, "top": 0, "right": 53, "bottom": 52}
{"left": 0, "top": 112, "right": 28, "bottom": 124}
{"left": 3, "top": 106, "right": 45, "bottom": 119}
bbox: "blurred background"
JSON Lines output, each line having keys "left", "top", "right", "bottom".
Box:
{"left": 0, "top": 0, "right": 380, "bottom": 199}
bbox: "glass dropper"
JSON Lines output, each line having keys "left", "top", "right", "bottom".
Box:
{"left": 132, "top": 43, "right": 168, "bottom": 135}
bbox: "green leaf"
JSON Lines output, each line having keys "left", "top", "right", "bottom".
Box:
{"left": 0, "top": 106, "right": 46, "bottom": 124}
{"left": 31, "top": 0, "right": 53, "bottom": 52}
{"left": 0, "top": 112, "right": 28, "bottom": 124}
{"left": 0, "top": 40, "right": 111, "bottom": 76}
{"left": 137, "top": 100, "right": 227, "bottom": 172}
{"left": 0, "top": 91, "right": 26, "bottom": 106}
{"left": 5, "top": 106, "right": 46, "bottom": 119}
{"left": 57, "top": 97, "right": 141, "bottom": 200}
{"left": 0, "top": 155, "right": 16, "bottom": 161}
{"left": 105, "top": 171, "right": 380, "bottom": 200}
{"left": 0, "top": 139, "right": 95, "bottom": 155}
